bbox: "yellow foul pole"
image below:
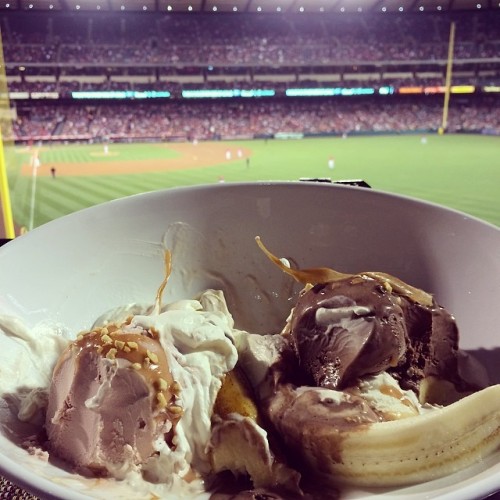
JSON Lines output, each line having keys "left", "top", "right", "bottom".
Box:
{"left": 0, "top": 128, "right": 14, "bottom": 238}
{"left": 0, "top": 27, "right": 14, "bottom": 238}
{"left": 441, "top": 22, "right": 456, "bottom": 132}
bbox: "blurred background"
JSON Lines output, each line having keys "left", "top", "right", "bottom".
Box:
{"left": 0, "top": 0, "right": 499, "bottom": 238}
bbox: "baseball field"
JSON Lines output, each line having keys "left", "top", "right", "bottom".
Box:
{"left": 6, "top": 133, "right": 500, "bottom": 230}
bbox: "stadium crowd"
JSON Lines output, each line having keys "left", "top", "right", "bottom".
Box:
{"left": 7, "top": 38, "right": 496, "bottom": 66}
{"left": 12, "top": 96, "right": 499, "bottom": 142}
{"left": 3, "top": 11, "right": 499, "bottom": 67}
{"left": 4, "top": 9, "right": 499, "bottom": 142}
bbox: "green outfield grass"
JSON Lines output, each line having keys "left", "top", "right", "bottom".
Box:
{"left": 7, "top": 133, "right": 500, "bottom": 230}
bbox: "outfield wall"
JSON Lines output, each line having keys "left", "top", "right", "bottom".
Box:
{"left": 14, "top": 127, "right": 500, "bottom": 146}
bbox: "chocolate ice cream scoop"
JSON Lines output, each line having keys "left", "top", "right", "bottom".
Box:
{"left": 256, "top": 237, "right": 487, "bottom": 402}
{"left": 288, "top": 277, "right": 407, "bottom": 390}
{"left": 288, "top": 276, "right": 486, "bottom": 401}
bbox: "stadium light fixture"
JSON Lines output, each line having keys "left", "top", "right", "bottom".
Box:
{"left": 96, "top": 4, "right": 101, "bottom": 9}
{"left": 299, "top": 6, "right": 304, "bottom": 12}
{"left": 233, "top": 6, "right": 237, "bottom": 11}
{"left": 382, "top": 6, "right": 387, "bottom": 11}
{"left": 399, "top": 6, "right": 404, "bottom": 11}
{"left": 419, "top": 5, "right": 424, "bottom": 11}
{"left": 28, "top": 3, "right": 33, "bottom": 8}
{"left": 476, "top": 3, "right": 481, "bottom": 7}
{"left": 257, "top": 6, "right": 262, "bottom": 12}
{"left": 167, "top": 5, "right": 172, "bottom": 10}
{"left": 319, "top": 6, "right": 324, "bottom": 11}
{"left": 5, "top": 3, "right": 9, "bottom": 7}
{"left": 213, "top": 5, "right": 217, "bottom": 11}
{"left": 143, "top": 5, "right": 147, "bottom": 10}
{"left": 49, "top": 3, "right": 53, "bottom": 8}
{"left": 357, "top": 7, "right": 362, "bottom": 11}
{"left": 276, "top": 6, "right": 281, "bottom": 11}
{"left": 188, "top": 5, "right": 193, "bottom": 11}
{"left": 437, "top": 5, "right": 442, "bottom": 10}
{"left": 76, "top": 5, "right": 80, "bottom": 10}
{"left": 340, "top": 6, "right": 345, "bottom": 11}
{"left": 120, "top": 5, "right": 125, "bottom": 10}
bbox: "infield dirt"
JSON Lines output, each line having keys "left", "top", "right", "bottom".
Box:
{"left": 21, "top": 142, "right": 251, "bottom": 177}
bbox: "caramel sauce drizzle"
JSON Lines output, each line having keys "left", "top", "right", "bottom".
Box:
{"left": 379, "top": 384, "right": 415, "bottom": 409}
{"left": 153, "top": 249, "right": 172, "bottom": 316}
{"left": 255, "top": 236, "right": 433, "bottom": 307}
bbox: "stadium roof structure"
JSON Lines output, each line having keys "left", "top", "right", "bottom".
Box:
{"left": 0, "top": 0, "right": 498, "bottom": 13}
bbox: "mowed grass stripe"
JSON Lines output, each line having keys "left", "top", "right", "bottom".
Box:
{"left": 108, "top": 173, "right": 173, "bottom": 194}
{"left": 9, "top": 135, "right": 500, "bottom": 229}
{"left": 83, "top": 174, "right": 167, "bottom": 197}
{"left": 40, "top": 143, "right": 181, "bottom": 165}
{"left": 33, "top": 201, "right": 73, "bottom": 226}
{"left": 31, "top": 186, "right": 82, "bottom": 225}
{"left": 61, "top": 176, "right": 135, "bottom": 201}
{"left": 41, "top": 147, "right": 95, "bottom": 164}
{"left": 34, "top": 176, "right": 165, "bottom": 225}
{"left": 34, "top": 184, "right": 101, "bottom": 221}
{"left": 56, "top": 174, "right": 169, "bottom": 203}
{"left": 102, "top": 170, "right": 221, "bottom": 192}
{"left": 157, "top": 168, "right": 228, "bottom": 187}
{"left": 41, "top": 145, "right": 106, "bottom": 164}
{"left": 33, "top": 178, "right": 130, "bottom": 219}
{"left": 40, "top": 179, "right": 115, "bottom": 207}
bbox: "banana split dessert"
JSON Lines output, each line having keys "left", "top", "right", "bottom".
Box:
{"left": 0, "top": 242, "right": 499, "bottom": 499}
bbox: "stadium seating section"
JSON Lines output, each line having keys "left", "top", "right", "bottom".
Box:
{"left": 3, "top": 10, "right": 499, "bottom": 141}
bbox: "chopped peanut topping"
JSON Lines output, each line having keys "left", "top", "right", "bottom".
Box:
{"left": 147, "top": 350, "right": 159, "bottom": 364}
{"left": 101, "top": 334, "right": 113, "bottom": 345}
{"left": 106, "top": 348, "right": 117, "bottom": 360}
{"left": 171, "top": 381, "right": 181, "bottom": 396}
{"left": 157, "top": 392, "right": 168, "bottom": 409}
{"left": 114, "top": 340, "right": 126, "bottom": 350}
{"left": 169, "top": 404, "right": 183, "bottom": 415}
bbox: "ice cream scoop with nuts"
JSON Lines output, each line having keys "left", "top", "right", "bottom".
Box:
{"left": 42, "top": 251, "right": 298, "bottom": 498}
{"left": 44, "top": 285, "right": 240, "bottom": 495}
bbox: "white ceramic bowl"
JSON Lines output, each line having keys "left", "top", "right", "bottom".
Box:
{"left": 0, "top": 181, "right": 499, "bottom": 499}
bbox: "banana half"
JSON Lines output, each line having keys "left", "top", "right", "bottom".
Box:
{"left": 267, "top": 383, "right": 500, "bottom": 487}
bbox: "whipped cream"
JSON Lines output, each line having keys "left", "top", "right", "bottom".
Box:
{"left": 130, "top": 290, "right": 238, "bottom": 482}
